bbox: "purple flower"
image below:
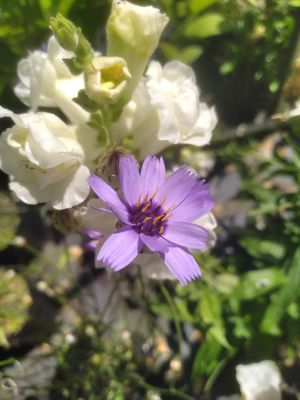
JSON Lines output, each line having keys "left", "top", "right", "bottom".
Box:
{"left": 88, "top": 155, "right": 215, "bottom": 284}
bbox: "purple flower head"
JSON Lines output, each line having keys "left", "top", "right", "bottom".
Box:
{"left": 88, "top": 155, "right": 215, "bottom": 284}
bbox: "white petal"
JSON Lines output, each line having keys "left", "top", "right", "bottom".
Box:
{"left": 236, "top": 361, "right": 282, "bottom": 400}
{"left": 135, "top": 253, "right": 175, "bottom": 281}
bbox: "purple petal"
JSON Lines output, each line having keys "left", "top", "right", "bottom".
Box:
{"left": 88, "top": 174, "right": 130, "bottom": 224}
{"left": 169, "top": 181, "right": 215, "bottom": 222}
{"left": 155, "top": 167, "right": 198, "bottom": 211}
{"left": 140, "top": 156, "right": 166, "bottom": 198}
{"left": 163, "top": 221, "right": 209, "bottom": 250}
{"left": 140, "top": 233, "right": 172, "bottom": 252}
{"left": 161, "top": 246, "right": 202, "bottom": 285}
{"left": 83, "top": 228, "right": 102, "bottom": 240}
{"left": 119, "top": 155, "right": 141, "bottom": 205}
{"left": 97, "top": 226, "right": 143, "bottom": 271}
{"left": 84, "top": 239, "right": 99, "bottom": 251}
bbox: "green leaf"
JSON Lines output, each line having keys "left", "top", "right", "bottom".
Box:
{"left": 288, "top": 115, "right": 300, "bottom": 135}
{"left": 199, "top": 287, "right": 231, "bottom": 349}
{"left": 239, "top": 236, "right": 285, "bottom": 260}
{"left": 0, "top": 270, "right": 32, "bottom": 347}
{"left": 261, "top": 248, "right": 300, "bottom": 335}
{"left": 188, "top": 0, "right": 218, "bottom": 14}
{"left": 233, "top": 268, "right": 287, "bottom": 301}
{"left": 0, "top": 25, "right": 23, "bottom": 38}
{"left": 192, "top": 330, "right": 222, "bottom": 378}
{"left": 183, "top": 13, "right": 224, "bottom": 39}
{"left": 57, "top": 0, "right": 76, "bottom": 15}
{"left": 0, "top": 192, "right": 20, "bottom": 251}
{"left": 160, "top": 42, "right": 203, "bottom": 64}
{"left": 289, "top": 0, "right": 300, "bottom": 6}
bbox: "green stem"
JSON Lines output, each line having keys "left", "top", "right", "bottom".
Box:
{"left": 130, "top": 372, "right": 194, "bottom": 400}
{"left": 159, "top": 283, "right": 183, "bottom": 366}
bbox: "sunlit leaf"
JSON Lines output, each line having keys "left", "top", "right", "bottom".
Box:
{"left": 160, "top": 42, "right": 203, "bottom": 63}
{"left": 261, "top": 248, "right": 300, "bottom": 335}
{"left": 188, "top": 0, "right": 218, "bottom": 14}
{"left": 0, "top": 270, "right": 32, "bottom": 347}
{"left": 183, "top": 13, "right": 224, "bottom": 38}
{"left": 192, "top": 330, "right": 222, "bottom": 378}
{"left": 199, "top": 287, "right": 231, "bottom": 349}
{"left": 239, "top": 236, "right": 285, "bottom": 260}
{"left": 233, "top": 268, "right": 287, "bottom": 300}
{"left": 0, "top": 192, "right": 20, "bottom": 251}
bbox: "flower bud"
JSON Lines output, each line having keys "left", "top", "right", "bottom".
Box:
{"left": 84, "top": 56, "right": 131, "bottom": 104}
{"left": 106, "top": 0, "right": 168, "bottom": 100}
{"left": 50, "top": 14, "right": 78, "bottom": 51}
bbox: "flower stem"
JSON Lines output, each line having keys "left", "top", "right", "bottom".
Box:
{"left": 159, "top": 282, "right": 183, "bottom": 366}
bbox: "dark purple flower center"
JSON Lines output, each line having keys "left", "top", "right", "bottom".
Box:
{"left": 128, "top": 195, "right": 172, "bottom": 236}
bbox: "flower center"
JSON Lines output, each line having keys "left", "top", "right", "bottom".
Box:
{"left": 129, "top": 194, "right": 173, "bottom": 236}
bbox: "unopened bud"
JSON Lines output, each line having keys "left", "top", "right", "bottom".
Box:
{"left": 84, "top": 56, "right": 131, "bottom": 104}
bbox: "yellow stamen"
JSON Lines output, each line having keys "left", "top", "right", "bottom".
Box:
{"left": 161, "top": 212, "right": 172, "bottom": 221}
{"left": 136, "top": 193, "right": 142, "bottom": 207}
{"left": 150, "top": 189, "right": 158, "bottom": 199}
{"left": 159, "top": 226, "right": 164, "bottom": 234}
{"left": 159, "top": 196, "right": 167, "bottom": 207}
{"left": 141, "top": 203, "right": 150, "bottom": 212}
{"left": 164, "top": 205, "right": 175, "bottom": 214}
{"left": 143, "top": 217, "right": 151, "bottom": 223}
{"left": 153, "top": 214, "right": 164, "bottom": 224}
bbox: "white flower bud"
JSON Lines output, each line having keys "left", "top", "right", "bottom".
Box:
{"left": 106, "top": 0, "right": 169, "bottom": 100}
{"left": 84, "top": 56, "right": 131, "bottom": 104}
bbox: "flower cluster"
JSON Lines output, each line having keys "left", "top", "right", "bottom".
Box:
{"left": 0, "top": 0, "right": 217, "bottom": 284}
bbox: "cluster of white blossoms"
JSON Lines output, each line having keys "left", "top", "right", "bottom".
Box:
{"left": 0, "top": 1, "right": 217, "bottom": 281}
{"left": 0, "top": 0, "right": 216, "bottom": 210}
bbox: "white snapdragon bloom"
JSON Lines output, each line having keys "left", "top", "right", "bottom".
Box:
{"left": 0, "top": 107, "right": 100, "bottom": 210}
{"left": 14, "top": 36, "right": 88, "bottom": 124}
{"left": 84, "top": 56, "right": 131, "bottom": 104}
{"left": 107, "top": 0, "right": 169, "bottom": 99}
{"left": 236, "top": 361, "right": 282, "bottom": 400}
{"left": 111, "top": 61, "right": 217, "bottom": 157}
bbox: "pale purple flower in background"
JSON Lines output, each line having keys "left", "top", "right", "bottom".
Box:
{"left": 87, "top": 155, "right": 215, "bottom": 284}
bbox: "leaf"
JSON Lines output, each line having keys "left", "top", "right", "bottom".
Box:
{"left": 261, "top": 248, "right": 300, "bottom": 335}
{"left": 0, "top": 270, "right": 32, "bottom": 347}
{"left": 199, "top": 287, "right": 231, "bottom": 349}
{"left": 183, "top": 13, "right": 224, "bottom": 39}
{"left": 0, "top": 192, "right": 20, "bottom": 251}
{"left": 289, "top": 0, "right": 300, "bottom": 6}
{"left": 160, "top": 42, "right": 203, "bottom": 64}
{"left": 233, "top": 268, "right": 287, "bottom": 301}
{"left": 0, "top": 25, "right": 23, "bottom": 38}
{"left": 239, "top": 236, "right": 285, "bottom": 260}
{"left": 192, "top": 330, "right": 222, "bottom": 378}
{"left": 188, "top": 0, "right": 218, "bottom": 14}
{"left": 57, "top": 0, "right": 76, "bottom": 15}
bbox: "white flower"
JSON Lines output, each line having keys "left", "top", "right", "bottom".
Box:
{"left": 236, "top": 361, "right": 282, "bottom": 400}
{"left": 14, "top": 36, "right": 88, "bottom": 124}
{"left": 84, "top": 56, "right": 131, "bottom": 104}
{"left": 106, "top": 0, "right": 169, "bottom": 99}
{"left": 111, "top": 60, "right": 217, "bottom": 157}
{"left": 0, "top": 107, "right": 100, "bottom": 210}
